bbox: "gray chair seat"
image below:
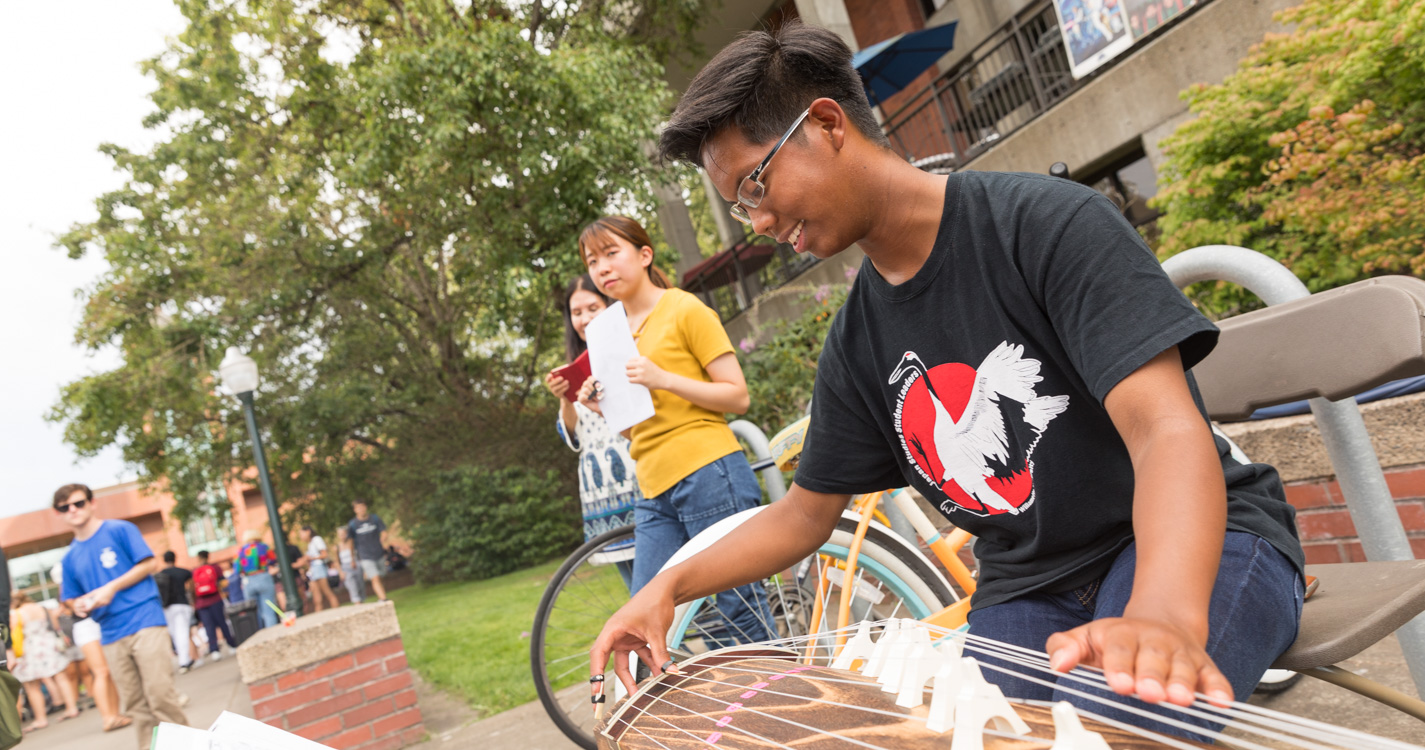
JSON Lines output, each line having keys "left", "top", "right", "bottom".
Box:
{"left": 1273, "top": 561, "right": 1425, "bottom": 670}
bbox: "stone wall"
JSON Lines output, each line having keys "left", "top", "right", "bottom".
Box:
{"left": 1220, "top": 392, "right": 1425, "bottom": 566}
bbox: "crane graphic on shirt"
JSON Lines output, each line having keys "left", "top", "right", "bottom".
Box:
{"left": 888, "top": 343, "right": 1069, "bottom": 517}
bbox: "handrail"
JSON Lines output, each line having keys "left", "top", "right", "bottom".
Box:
{"left": 729, "top": 419, "right": 788, "bottom": 503}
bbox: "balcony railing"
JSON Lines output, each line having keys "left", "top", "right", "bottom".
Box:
{"left": 683, "top": 238, "right": 820, "bottom": 322}
{"left": 883, "top": 1, "right": 1078, "bottom": 172}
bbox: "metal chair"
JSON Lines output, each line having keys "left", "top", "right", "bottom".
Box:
{"left": 1165, "top": 246, "right": 1425, "bottom": 719}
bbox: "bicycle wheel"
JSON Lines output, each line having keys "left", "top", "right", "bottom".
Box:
{"left": 531, "top": 524, "right": 636, "bottom": 750}
{"left": 667, "top": 512, "right": 957, "bottom": 657}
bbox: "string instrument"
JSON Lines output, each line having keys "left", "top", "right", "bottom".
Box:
{"left": 596, "top": 620, "right": 1421, "bottom": 750}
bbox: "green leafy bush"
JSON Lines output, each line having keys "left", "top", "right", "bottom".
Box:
{"left": 409, "top": 465, "right": 582, "bottom": 584}
{"left": 1153, "top": 0, "right": 1425, "bottom": 318}
{"left": 741, "top": 279, "right": 852, "bottom": 435}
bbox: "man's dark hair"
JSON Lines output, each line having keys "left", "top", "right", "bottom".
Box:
{"left": 163, "top": 550, "right": 177, "bottom": 564}
{"left": 198, "top": 551, "right": 210, "bottom": 562}
{"left": 53, "top": 483, "right": 93, "bottom": 508}
{"left": 352, "top": 499, "right": 368, "bottom": 507}
{"left": 659, "top": 21, "right": 889, "bottom": 167}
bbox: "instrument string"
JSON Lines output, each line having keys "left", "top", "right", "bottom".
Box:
{"left": 646, "top": 619, "right": 1418, "bottom": 750}
{"left": 618, "top": 655, "right": 1410, "bottom": 750}
{"left": 697, "top": 621, "right": 1375, "bottom": 750}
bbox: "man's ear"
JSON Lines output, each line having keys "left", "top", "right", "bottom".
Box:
{"left": 807, "top": 97, "right": 849, "bottom": 152}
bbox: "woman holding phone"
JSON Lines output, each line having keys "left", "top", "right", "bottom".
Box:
{"left": 575, "top": 216, "right": 773, "bottom": 645}
{"left": 544, "top": 274, "right": 640, "bottom": 584}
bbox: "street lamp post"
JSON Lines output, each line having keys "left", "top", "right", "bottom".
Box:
{"left": 219, "top": 346, "right": 303, "bottom": 618}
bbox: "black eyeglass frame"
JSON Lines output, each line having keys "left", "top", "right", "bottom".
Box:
{"left": 729, "top": 109, "right": 812, "bottom": 226}
{"left": 55, "top": 498, "right": 90, "bottom": 513}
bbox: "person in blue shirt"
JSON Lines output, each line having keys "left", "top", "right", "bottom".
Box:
{"left": 57, "top": 483, "right": 190, "bottom": 749}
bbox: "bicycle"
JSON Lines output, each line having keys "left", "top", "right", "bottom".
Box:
{"left": 530, "top": 441, "right": 967, "bottom": 749}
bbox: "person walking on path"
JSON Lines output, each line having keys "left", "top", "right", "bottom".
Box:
{"left": 154, "top": 551, "right": 195, "bottom": 672}
{"left": 57, "top": 483, "right": 190, "bottom": 750}
{"left": 347, "top": 501, "right": 389, "bottom": 602}
{"left": 236, "top": 530, "right": 279, "bottom": 628}
{"left": 544, "top": 274, "right": 640, "bottom": 588}
{"left": 191, "top": 552, "right": 236, "bottom": 663}
{"left": 299, "top": 526, "right": 340, "bottom": 612}
{"left": 576, "top": 216, "right": 774, "bottom": 645}
{"left": 335, "top": 527, "right": 364, "bottom": 604}
{"left": 55, "top": 599, "right": 131, "bottom": 732}
{"left": 222, "top": 560, "right": 244, "bottom": 604}
{"left": 10, "top": 592, "right": 81, "bottom": 733}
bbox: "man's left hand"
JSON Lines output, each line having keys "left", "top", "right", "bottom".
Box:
{"left": 1046, "top": 616, "right": 1232, "bottom": 706}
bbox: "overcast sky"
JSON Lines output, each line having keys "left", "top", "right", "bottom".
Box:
{"left": 1, "top": 1, "right": 187, "bottom": 516}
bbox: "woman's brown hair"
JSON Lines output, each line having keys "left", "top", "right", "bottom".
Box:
{"left": 561, "top": 274, "right": 613, "bottom": 361}
{"left": 577, "top": 216, "right": 672, "bottom": 290}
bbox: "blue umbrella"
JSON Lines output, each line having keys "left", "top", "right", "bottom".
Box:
{"left": 852, "top": 22, "right": 959, "bottom": 106}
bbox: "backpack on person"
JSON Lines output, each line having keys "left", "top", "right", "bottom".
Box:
{"left": 194, "top": 564, "right": 220, "bottom": 598}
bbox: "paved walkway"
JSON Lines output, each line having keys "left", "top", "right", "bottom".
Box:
{"left": 39, "top": 654, "right": 253, "bottom": 750}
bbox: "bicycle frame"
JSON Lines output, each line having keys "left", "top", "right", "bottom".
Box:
{"left": 802, "top": 488, "right": 978, "bottom": 663}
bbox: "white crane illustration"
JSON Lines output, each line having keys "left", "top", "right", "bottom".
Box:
{"left": 888, "top": 343, "right": 1069, "bottom": 514}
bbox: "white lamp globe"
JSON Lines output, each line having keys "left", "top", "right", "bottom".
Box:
{"left": 219, "top": 347, "right": 260, "bottom": 395}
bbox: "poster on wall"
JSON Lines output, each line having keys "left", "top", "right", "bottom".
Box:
{"left": 1124, "top": 0, "right": 1201, "bottom": 40}
{"left": 1052, "top": 0, "right": 1136, "bottom": 79}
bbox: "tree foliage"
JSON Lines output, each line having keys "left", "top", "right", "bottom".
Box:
{"left": 406, "top": 464, "right": 582, "bottom": 583}
{"left": 1152, "top": 0, "right": 1425, "bottom": 317}
{"left": 52, "top": 0, "right": 695, "bottom": 528}
{"left": 740, "top": 273, "right": 854, "bottom": 436}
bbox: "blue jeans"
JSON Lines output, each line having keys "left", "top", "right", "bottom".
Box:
{"left": 966, "top": 531, "right": 1303, "bottom": 742}
{"left": 245, "top": 572, "right": 280, "bottom": 629}
{"left": 632, "top": 451, "right": 775, "bottom": 645}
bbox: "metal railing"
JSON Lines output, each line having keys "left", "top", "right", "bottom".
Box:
{"left": 883, "top": 2, "right": 1077, "bottom": 171}
{"left": 688, "top": 239, "right": 820, "bottom": 322}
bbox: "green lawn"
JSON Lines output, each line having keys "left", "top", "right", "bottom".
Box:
{"left": 389, "top": 559, "right": 566, "bottom": 715}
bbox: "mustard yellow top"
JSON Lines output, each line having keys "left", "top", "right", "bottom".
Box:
{"left": 629, "top": 288, "right": 744, "bottom": 498}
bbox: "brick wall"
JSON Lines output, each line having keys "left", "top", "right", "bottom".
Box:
{"left": 248, "top": 636, "right": 424, "bottom": 750}
{"left": 1285, "top": 464, "right": 1425, "bottom": 564}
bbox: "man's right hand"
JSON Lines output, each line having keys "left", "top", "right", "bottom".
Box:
{"left": 590, "top": 577, "right": 678, "bottom": 696}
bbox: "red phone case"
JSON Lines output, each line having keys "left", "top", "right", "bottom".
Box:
{"left": 552, "top": 351, "right": 591, "bottom": 402}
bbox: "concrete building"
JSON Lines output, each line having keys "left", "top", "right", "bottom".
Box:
{"left": 663, "top": 0, "right": 1296, "bottom": 345}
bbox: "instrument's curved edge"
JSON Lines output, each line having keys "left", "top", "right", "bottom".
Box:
{"left": 598, "top": 645, "right": 801, "bottom": 748}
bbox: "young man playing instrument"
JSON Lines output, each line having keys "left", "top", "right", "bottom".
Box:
{"left": 590, "top": 21, "right": 1305, "bottom": 738}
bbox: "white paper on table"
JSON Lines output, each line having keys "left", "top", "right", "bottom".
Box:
{"left": 152, "top": 723, "right": 213, "bottom": 750}
{"left": 208, "top": 711, "right": 330, "bottom": 750}
{"left": 584, "top": 301, "right": 656, "bottom": 434}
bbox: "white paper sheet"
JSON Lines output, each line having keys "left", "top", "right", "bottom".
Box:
{"left": 208, "top": 711, "right": 331, "bottom": 750}
{"left": 584, "top": 302, "right": 656, "bottom": 434}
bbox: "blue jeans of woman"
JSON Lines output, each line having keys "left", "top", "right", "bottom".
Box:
{"left": 631, "top": 451, "right": 775, "bottom": 646}
{"left": 245, "top": 572, "right": 280, "bottom": 629}
{"left": 966, "top": 531, "right": 1303, "bottom": 742}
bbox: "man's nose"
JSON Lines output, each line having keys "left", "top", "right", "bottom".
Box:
{"left": 750, "top": 207, "right": 777, "bottom": 240}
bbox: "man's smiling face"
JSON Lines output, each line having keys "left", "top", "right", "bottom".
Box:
{"left": 700, "top": 99, "right": 865, "bottom": 261}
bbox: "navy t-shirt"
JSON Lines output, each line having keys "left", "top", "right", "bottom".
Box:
{"left": 795, "top": 172, "right": 1304, "bottom": 610}
{"left": 61, "top": 520, "right": 168, "bottom": 645}
{"left": 349, "top": 514, "right": 387, "bottom": 561}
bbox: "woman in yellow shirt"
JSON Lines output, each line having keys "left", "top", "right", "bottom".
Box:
{"left": 576, "top": 215, "right": 774, "bottom": 646}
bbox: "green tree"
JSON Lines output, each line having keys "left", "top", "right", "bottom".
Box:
{"left": 52, "top": 0, "right": 697, "bottom": 534}
{"left": 1153, "top": 0, "right": 1425, "bottom": 317}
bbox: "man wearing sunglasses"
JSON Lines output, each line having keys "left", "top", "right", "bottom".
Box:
{"left": 57, "top": 483, "right": 189, "bottom": 749}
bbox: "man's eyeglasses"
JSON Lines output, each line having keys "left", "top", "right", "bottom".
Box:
{"left": 729, "top": 109, "right": 811, "bottom": 226}
{"left": 55, "top": 499, "right": 90, "bottom": 513}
